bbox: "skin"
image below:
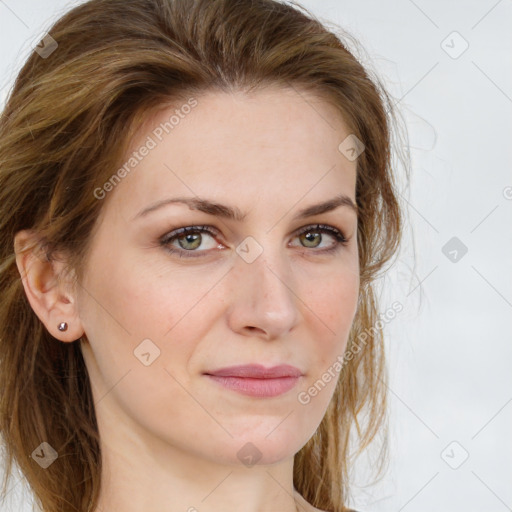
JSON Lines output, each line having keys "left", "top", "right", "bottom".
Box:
{"left": 15, "top": 86, "right": 360, "bottom": 512}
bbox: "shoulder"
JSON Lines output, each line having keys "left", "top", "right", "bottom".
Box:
{"left": 293, "top": 489, "right": 362, "bottom": 512}
{"left": 293, "top": 489, "right": 361, "bottom": 512}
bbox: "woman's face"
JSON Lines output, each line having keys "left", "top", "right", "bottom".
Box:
{"left": 77, "top": 86, "right": 360, "bottom": 467}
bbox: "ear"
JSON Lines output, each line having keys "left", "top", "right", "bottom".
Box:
{"left": 14, "top": 229, "right": 85, "bottom": 342}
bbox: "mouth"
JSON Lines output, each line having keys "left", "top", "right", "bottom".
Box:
{"left": 204, "top": 374, "right": 301, "bottom": 398}
{"left": 203, "top": 364, "right": 303, "bottom": 398}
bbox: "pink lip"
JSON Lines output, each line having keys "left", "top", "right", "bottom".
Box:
{"left": 204, "top": 364, "right": 303, "bottom": 398}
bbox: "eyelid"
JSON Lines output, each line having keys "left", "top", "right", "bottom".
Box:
{"left": 159, "top": 222, "right": 350, "bottom": 258}
{"left": 159, "top": 224, "right": 220, "bottom": 244}
{"left": 160, "top": 223, "right": 347, "bottom": 243}
{"left": 293, "top": 223, "right": 347, "bottom": 240}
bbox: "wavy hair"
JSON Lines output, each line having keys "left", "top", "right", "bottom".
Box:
{"left": 0, "top": 0, "right": 409, "bottom": 511}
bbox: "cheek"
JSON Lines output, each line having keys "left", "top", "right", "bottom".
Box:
{"left": 80, "top": 261, "right": 210, "bottom": 438}
{"left": 299, "top": 265, "right": 359, "bottom": 405}
{"left": 83, "top": 250, "right": 177, "bottom": 340}
{"left": 305, "top": 265, "right": 359, "bottom": 336}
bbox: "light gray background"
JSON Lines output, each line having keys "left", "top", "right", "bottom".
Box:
{"left": 0, "top": 1, "right": 511, "bottom": 511}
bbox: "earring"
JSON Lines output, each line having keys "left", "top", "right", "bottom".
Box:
{"left": 58, "top": 322, "right": 68, "bottom": 332}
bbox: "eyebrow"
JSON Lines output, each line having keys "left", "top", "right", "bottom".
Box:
{"left": 132, "top": 193, "right": 358, "bottom": 222}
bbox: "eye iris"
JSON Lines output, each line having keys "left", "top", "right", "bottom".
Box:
{"left": 301, "top": 231, "right": 320, "bottom": 248}
{"left": 179, "top": 232, "right": 201, "bottom": 250}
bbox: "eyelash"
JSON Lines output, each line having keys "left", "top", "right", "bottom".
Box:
{"left": 159, "top": 223, "right": 349, "bottom": 259}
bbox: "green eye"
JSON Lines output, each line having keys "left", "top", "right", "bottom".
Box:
{"left": 160, "top": 223, "right": 348, "bottom": 258}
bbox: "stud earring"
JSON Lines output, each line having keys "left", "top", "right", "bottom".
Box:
{"left": 58, "top": 322, "right": 68, "bottom": 332}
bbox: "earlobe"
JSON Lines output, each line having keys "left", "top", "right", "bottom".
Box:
{"left": 13, "top": 229, "right": 85, "bottom": 342}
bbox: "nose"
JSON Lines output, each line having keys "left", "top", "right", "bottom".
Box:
{"left": 225, "top": 241, "right": 300, "bottom": 340}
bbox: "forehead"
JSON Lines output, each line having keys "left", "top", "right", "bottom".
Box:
{"left": 105, "top": 86, "right": 357, "bottom": 219}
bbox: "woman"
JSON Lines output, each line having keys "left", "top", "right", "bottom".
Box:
{"left": 0, "top": 0, "right": 407, "bottom": 511}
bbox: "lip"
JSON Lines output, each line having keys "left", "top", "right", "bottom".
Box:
{"left": 204, "top": 364, "right": 302, "bottom": 378}
{"left": 203, "top": 364, "right": 303, "bottom": 398}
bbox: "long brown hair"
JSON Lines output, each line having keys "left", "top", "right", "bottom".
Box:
{"left": 0, "top": 1, "right": 409, "bottom": 511}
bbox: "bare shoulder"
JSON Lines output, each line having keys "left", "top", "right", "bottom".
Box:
{"left": 293, "top": 489, "right": 331, "bottom": 512}
{"left": 293, "top": 489, "right": 360, "bottom": 512}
